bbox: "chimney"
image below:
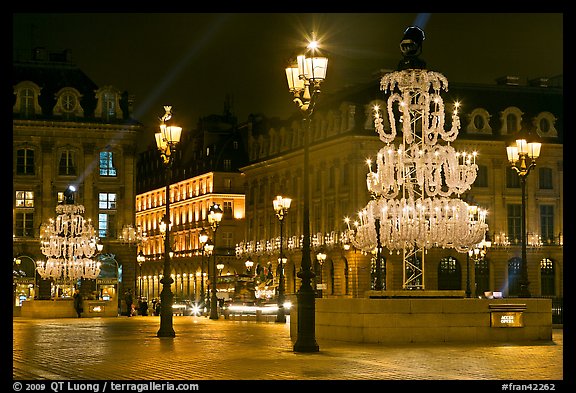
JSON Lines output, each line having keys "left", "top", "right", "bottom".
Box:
{"left": 495, "top": 76, "right": 520, "bottom": 86}
{"left": 528, "top": 77, "right": 549, "bottom": 88}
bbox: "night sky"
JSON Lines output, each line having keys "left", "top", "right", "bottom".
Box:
{"left": 12, "top": 13, "right": 563, "bottom": 152}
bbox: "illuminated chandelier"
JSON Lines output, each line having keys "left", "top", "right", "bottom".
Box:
{"left": 346, "top": 26, "right": 488, "bottom": 288}
{"left": 38, "top": 203, "right": 101, "bottom": 282}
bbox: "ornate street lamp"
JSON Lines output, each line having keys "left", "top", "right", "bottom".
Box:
{"left": 199, "top": 229, "right": 208, "bottom": 308}
{"left": 506, "top": 130, "right": 541, "bottom": 297}
{"left": 286, "top": 32, "right": 327, "bottom": 353}
{"left": 467, "top": 237, "right": 491, "bottom": 298}
{"left": 273, "top": 195, "right": 291, "bottom": 323}
{"left": 315, "top": 252, "right": 326, "bottom": 298}
{"left": 155, "top": 105, "right": 182, "bottom": 338}
{"left": 137, "top": 251, "right": 145, "bottom": 298}
{"left": 208, "top": 202, "right": 223, "bottom": 320}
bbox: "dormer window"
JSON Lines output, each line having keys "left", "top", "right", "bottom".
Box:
{"left": 499, "top": 106, "right": 524, "bottom": 135}
{"left": 466, "top": 108, "right": 492, "bottom": 135}
{"left": 54, "top": 87, "right": 84, "bottom": 118}
{"left": 94, "top": 86, "right": 123, "bottom": 121}
{"left": 534, "top": 111, "right": 558, "bottom": 137}
{"left": 13, "top": 81, "right": 42, "bottom": 118}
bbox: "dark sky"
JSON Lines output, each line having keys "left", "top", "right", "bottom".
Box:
{"left": 13, "top": 13, "right": 563, "bottom": 151}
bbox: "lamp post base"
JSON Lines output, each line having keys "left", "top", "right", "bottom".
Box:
{"left": 293, "top": 289, "right": 319, "bottom": 353}
{"left": 276, "top": 306, "right": 286, "bottom": 323}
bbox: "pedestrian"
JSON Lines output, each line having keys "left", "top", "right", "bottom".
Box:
{"left": 125, "top": 289, "right": 133, "bottom": 317}
{"left": 154, "top": 300, "right": 161, "bottom": 316}
{"left": 73, "top": 289, "right": 83, "bottom": 318}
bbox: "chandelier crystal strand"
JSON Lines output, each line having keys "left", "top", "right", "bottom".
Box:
{"left": 38, "top": 203, "right": 101, "bottom": 282}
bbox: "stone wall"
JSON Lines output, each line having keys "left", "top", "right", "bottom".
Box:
{"left": 20, "top": 299, "right": 118, "bottom": 318}
{"left": 290, "top": 297, "right": 552, "bottom": 343}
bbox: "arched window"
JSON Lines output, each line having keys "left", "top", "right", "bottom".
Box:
{"left": 438, "top": 256, "right": 461, "bottom": 290}
{"left": 370, "top": 255, "right": 386, "bottom": 290}
{"left": 507, "top": 257, "right": 522, "bottom": 296}
{"left": 540, "top": 258, "right": 555, "bottom": 297}
{"left": 475, "top": 258, "right": 490, "bottom": 297}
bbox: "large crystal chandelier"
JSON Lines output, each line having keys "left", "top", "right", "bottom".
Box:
{"left": 346, "top": 26, "right": 488, "bottom": 289}
{"left": 38, "top": 203, "right": 101, "bottom": 282}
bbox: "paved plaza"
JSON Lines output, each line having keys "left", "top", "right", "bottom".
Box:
{"left": 12, "top": 315, "right": 565, "bottom": 387}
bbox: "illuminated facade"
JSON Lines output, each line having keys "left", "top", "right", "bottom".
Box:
{"left": 135, "top": 171, "right": 246, "bottom": 301}
{"left": 12, "top": 48, "right": 143, "bottom": 307}
{"left": 238, "top": 74, "right": 563, "bottom": 307}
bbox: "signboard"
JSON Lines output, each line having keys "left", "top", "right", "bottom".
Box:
{"left": 490, "top": 311, "right": 524, "bottom": 327}
{"left": 489, "top": 303, "right": 526, "bottom": 328}
{"left": 316, "top": 283, "right": 327, "bottom": 290}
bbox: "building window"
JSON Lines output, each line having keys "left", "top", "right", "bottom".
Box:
{"left": 539, "top": 167, "right": 553, "bottom": 189}
{"left": 540, "top": 205, "right": 554, "bottom": 244}
{"left": 15, "top": 191, "right": 34, "bottom": 208}
{"left": 534, "top": 112, "right": 558, "bottom": 137}
{"left": 475, "top": 258, "right": 490, "bottom": 297}
{"left": 14, "top": 82, "right": 41, "bottom": 118}
{"left": 223, "top": 159, "right": 232, "bottom": 171}
{"left": 99, "top": 193, "right": 117, "bottom": 210}
{"left": 474, "top": 164, "right": 488, "bottom": 187}
{"left": 222, "top": 231, "right": 233, "bottom": 248}
{"left": 506, "top": 114, "right": 518, "bottom": 133}
{"left": 98, "top": 192, "right": 117, "bottom": 238}
{"left": 223, "top": 201, "right": 233, "bottom": 218}
{"left": 466, "top": 108, "right": 492, "bottom": 134}
{"left": 370, "top": 256, "right": 386, "bottom": 290}
{"left": 507, "top": 204, "right": 522, "bottom": 244}
{"left": 20, "top": 87, "right": 36, "bottom": 116}
{"left": 16, "top": 148, "right": 35, "bottom": 175}
{"left": 58, "top": 150, "right": 77, "bottom": 176}
{"left": 103, "top": 92, "right": 116, "bottom": 121}
{"left": 224, "top": 178, "right": 232, "bottom": 191}
{"left": 99, "top": 151, "right": 117, "bottom": 177}
{"left": 438, "top": 256, "right": 461, "bottom": 290}
{"left": 15, "top": 212, "right": 34, "bottom": 237}
{"left": 506, "top": 167, "right": 520, "bottom": 188}
{"left": 507, "top": 257, "right": 522, "bottom": 297}
{"left": 540, "top": 258, "right": 555, "bottom": 297}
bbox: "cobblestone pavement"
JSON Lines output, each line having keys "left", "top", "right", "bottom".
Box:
{"left": 12, "top": 315, "right": 565, "bottom": 386}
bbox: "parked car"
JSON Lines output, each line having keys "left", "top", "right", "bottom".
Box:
{"left": 172, "top": 299, "right": 193, "bottom": 316}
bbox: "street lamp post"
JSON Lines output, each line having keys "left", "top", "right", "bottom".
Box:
{"left": 273, "top": 195, "right": 291, "bottom": 323}
{"left": 208, "top": 202, "right": 223, "bottom": 320}
{"left": 199, "top": 229, "right": 208, "bottom": 308}
{"left": 155, "top": 105, "right": 182, "bottom": 338}
{"left": 506, "top": 131, "right": 541, "bottom": 297}
{"left": 285, "top": 32, "right": 327, "bottom": 353}
{"left": 203, "top": 240, "right": 214, "bottom": 315}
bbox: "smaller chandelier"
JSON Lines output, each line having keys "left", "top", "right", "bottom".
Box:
{"left": 38, "top": 202, "right": 101, "bottom": 282}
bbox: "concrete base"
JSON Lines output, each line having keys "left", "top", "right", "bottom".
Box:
{"left": 21, "top": 299, "right": 119, "bottom": 318}
{"left": 290, "top": 297, "right": 552, "bottom": 344}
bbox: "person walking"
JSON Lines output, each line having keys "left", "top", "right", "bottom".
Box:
{"left": 73, "top": 289, "right": 83, "bottom": 318}
{"left": 125, "top": 289, "right": 134, "bottom": 317}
